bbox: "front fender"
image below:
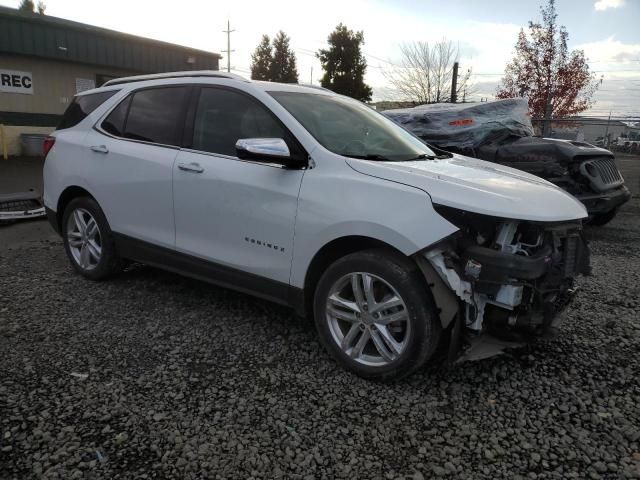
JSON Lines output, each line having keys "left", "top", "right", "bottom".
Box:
{"left": 289, "top": 158, "right": 458, "bottom": 288}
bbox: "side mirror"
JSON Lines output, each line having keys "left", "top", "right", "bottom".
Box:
{"left": 235, "top": 138, "right": 301, "bottom": 167}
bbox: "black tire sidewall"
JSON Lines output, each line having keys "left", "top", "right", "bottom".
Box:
{"left": 61, "top": 197, "right": 121, "bottom": 280}
{"left": 588, "top": 208, "right": 618, "bottom": 226}
{"left": 313, "top": 249, "right": 441, "bottom": 381}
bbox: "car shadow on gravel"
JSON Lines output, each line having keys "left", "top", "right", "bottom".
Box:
{"left": 114, "top": 261, "right": 584, "bottom": 408}
{"left": 114, "top": 262, "right": 307, "bottom": 329}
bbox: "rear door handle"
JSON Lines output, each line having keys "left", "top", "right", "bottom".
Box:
{"left": 90, "top": 145, "right": 109, "bottom": 154}
{"left": 177, "top": 162, "right": 204, "bottom": 173}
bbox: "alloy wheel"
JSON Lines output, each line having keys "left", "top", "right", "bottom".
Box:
{"left": 325, "top": 272, "right": 411, "bottom": 366}
{"left": 66, "top": 208, "right": 102, "bottom": 270}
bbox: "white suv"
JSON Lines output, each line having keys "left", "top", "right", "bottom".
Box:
{"left": 44, "top": 71, "right": 591, "bottom": 380}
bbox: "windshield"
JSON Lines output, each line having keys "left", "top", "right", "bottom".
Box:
{"left": 268, "top": 91, "right": 438, "bottom": 161}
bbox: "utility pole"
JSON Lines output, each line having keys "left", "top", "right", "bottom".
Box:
{"left": 604, "top": 111, "right": 612, "bottom": 147}
{"left": 310, "top": 66, "right": 313, "bottom": 85}
{"left": 450, "top": 61, "right": 459, "bottom": 103}
{"left": 222, "top": 20, "right": 235, "bottom": 73}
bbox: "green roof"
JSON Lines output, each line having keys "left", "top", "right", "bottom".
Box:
{"left": 0, "top": 6, "right": 221, "bottom": 73}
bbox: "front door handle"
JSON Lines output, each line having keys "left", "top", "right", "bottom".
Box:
{"left": 178, "top": 162, "right": 204, "bottom": 173}
{"left": 90, "top": 145, "right": 109, "bottom": 154}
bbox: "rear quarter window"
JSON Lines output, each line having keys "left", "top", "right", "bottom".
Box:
{"left": 57, "top": 90, "right": 119, "bottom": 130}
{"left": 101, "top": 96, "right": 131, "bottom": 137}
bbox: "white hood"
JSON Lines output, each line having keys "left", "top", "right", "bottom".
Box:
{"left": 347, "top": 154, "right": 587, "bottom": 222}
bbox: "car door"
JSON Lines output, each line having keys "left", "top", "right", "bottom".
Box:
{"left": 86, "top": 86, "right": 190, "bottom": 248}
{"left": 173, "top": 86, "right": 306, "bottom": 286}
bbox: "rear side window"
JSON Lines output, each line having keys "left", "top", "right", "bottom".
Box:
{"left": 102, "top": 96, "right": 131, "bottom": 137}
{"left": 192, "top": 88, "right": 285, "bottom": 156}
{"left": 57, "top": 90, "right": 119, "bottom": 130}
{"left": 122, "top": 87, "right": 189, "bottom": 146}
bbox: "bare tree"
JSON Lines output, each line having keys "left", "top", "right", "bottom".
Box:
{"left": 384, "top": 39, "right": 473, "bottom": 104}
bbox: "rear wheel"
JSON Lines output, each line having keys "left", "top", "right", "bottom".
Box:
{"left": 589, "top": 208, "right": 618, "bottom": 226}
{"left": 62, "top": 197, "right": 123, "bottom": 280}
{"left": 313, "top": 249, "right": 441, "bottom": 381}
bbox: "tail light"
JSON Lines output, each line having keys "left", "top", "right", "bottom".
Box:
{"left": 43, "top": 136, "right": 56, "bottom": 158}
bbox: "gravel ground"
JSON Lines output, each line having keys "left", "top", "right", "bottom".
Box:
{"left": 1, "top": 160, "right": 639, "bottom": 479}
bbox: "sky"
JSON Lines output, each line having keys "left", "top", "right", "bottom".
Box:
{"left": 2, "top": 0, "right": 639, "bottom": 117}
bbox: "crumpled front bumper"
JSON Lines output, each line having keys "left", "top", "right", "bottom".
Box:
{"left": 455, "top": 283, "right": 579, "bottom": 362}
{"left": 420, "top": 221, "right": 590, "bottom": 362}
{"left": 575, "top": 185, "right": 631, "bottom": 216}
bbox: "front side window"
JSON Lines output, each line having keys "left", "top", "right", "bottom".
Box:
{"left": 192, "top": 88, "right": 285, "bottom": 157}
{"left": 57, "top": 90, "right": 119, "bottom": 130}
{"left": 269, "top": 91, "right": 437, "bottom": 161}
{"left": 122, "top": 87, "right": 189, "bottom": 146}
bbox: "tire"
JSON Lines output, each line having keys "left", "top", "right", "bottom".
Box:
{"left": 588, "top": 208, "right": 618, "bottom": 226}
{"left": 313, "top": 248, "right": 441, "bottom": 381}
{"left": 61, "top": 196, "right": 123, "bottom": 280}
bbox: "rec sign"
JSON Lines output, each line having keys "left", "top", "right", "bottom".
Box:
{"left": 0, "top": 69, "right": 33, "bottom": 94}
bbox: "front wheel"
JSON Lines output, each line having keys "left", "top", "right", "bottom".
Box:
{"left": 313, "top": 249, "right": 441, "bottom": 381}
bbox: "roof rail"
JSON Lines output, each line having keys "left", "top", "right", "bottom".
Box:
{"left": 103, "top": 70, "right": 247, "bottom": 87}
{"left": 299, "top": 84, "right": 333, "bottom": 93}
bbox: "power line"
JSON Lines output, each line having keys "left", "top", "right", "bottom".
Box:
{"left": 295, "top": 47, "right": 317, "bottom": 56}
{"left": 588, "top": 59, "right": 640, "bottom": 63}
{"left": 470, "top": 69, "right": 640, "bottom": 76}
{"left": 593, "top": 69, "right": 640, "bottom": 73}
{"left": 294, "top": 49, "right": 317, "bottom": 58}
{"left": 363, "top": 52, "right": 399, "bottom": 67}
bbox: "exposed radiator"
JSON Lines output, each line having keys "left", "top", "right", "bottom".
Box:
{"left": 561, "top": 235, "right": 580, "bottom": 277}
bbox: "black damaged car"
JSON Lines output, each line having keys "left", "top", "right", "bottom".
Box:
{"left": 384, "top": 98, "right": 631, "bottom": 225}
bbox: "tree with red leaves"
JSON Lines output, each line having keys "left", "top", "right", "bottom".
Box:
{"left": 496, "top": 0, "right": 599, "bottom": 134}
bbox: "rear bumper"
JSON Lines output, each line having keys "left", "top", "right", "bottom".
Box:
{"left": 575, "top": 185, "right": 631, "bottom": 215}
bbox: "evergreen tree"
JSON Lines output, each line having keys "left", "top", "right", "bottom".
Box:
{"left": 250, "top": 35, "right": 273, "bottom": 81}
{"left": 18, "top": 0, "right": 35, "bottom": 12}
{"left": 317, "top": 24, "right": 372, "bottom": 101}
{"left": 269, "top": 31, "right": 298, "bottom": 83}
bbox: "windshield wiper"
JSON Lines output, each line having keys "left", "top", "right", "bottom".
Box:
{"left": 403, "top": 153, "right": 450, "bottom": 161}
{"left": 405, "top": 153, "right": 435, "bottom": 161}
{"left": 343, "top": 153, "right": 449, "bottom": 162}
{"left": 343, "top": 153, "right": 393, "bottom": 161}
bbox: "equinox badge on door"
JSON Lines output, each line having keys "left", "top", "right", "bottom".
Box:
{"left": 245, "top": 237, "right": 285, "bottom": 253}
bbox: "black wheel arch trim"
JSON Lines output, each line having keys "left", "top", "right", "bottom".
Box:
{"left": 45, "top": 206, "right": 60, "bottom": 235}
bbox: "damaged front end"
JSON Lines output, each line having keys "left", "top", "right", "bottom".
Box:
{"left": 417, "top": 205, "right": 591, "bottom": 362}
